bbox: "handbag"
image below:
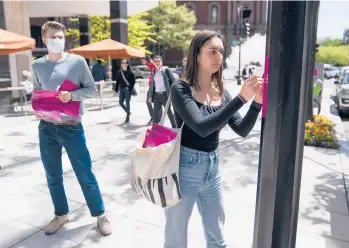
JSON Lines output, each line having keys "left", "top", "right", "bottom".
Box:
{"left": 120, "top": 70, "right": 137, "bottom": 96}
{"left": 131, "top": 94, "right": 184, "bottom": 208}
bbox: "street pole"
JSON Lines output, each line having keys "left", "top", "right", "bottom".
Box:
{"left": 305, "top": 2, "right": 320, "bottom": 122}
{"left": 252, "top": 1, "right": 272, "bottom": 246}
{"left": 238, "top": 35, "right": 241, "bottom": 85}
{"left": 254, "top": 1, "right": 319, "bottom": 247}
{"left": 237, "top": 1, "right": 242, "bottom": 85}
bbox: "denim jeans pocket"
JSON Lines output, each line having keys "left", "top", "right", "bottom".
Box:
{"left": 38, "top": 120, "right": 47, "bottom": 131}
{"left": 65, "top": 123, "right": 84, "bottom": 132}
{"left": 179, "top": 153, "right": 199, "bottom": 168}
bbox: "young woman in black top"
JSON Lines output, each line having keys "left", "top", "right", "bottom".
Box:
{"left": 115, "top": 59, "right": 135, "bottom": 123}
{"left": 165, "top": 30, "right": 263, "bottom": 247}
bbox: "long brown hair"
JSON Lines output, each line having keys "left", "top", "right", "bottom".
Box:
{"left": 183, "top": 30, "right": 225, "bottom": 96}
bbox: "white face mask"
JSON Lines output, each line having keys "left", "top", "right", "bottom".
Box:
{"left": 47, "top": 38, "right": 65, "bottom": 54}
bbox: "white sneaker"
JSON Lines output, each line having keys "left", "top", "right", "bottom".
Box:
{"left": 97, "top": 215, "right": 112, "bottom": 236}
{"left": 44, "top": 215, "right": 69, "bottom": 235}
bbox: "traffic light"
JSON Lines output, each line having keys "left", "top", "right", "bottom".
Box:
{"left": 243, "top": 22, "right": 250, "bottom": 37}
{"left": 242, "top": 8, "right": 252, "bottom": 19}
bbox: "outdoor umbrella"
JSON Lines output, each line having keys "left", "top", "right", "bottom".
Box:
{"left": 69, "top": 38, "right": 145, "bottom": 59}
{"left": 70, "top": 38, "right": 145, "bottom": 80}
{"left": 0, "top": 29, "right": 35, "bottom": 55}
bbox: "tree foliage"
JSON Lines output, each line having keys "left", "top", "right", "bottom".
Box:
{"left": 318, "top": 37, "right": 343, "bottom": 47}
{"left": 315, "top": 45, "right": 349, "bottom": 66}
{"left": 147, "top": 2, "right": 197, "bottom": 52}
{"left": 65, "top": 15, "right": 156, "bottom": 54}
{"left": 343, "top": 28, "right": 349, "bottom": 45}
{"left": 128, "top": 12, "right": 156, "bottom": 54}
{"left": 66, "top": 16, "right": 110, "bottom": 48}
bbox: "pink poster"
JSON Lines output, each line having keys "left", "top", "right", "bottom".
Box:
{"left": 262, "top": 56, "right": 269, "bottom": 118}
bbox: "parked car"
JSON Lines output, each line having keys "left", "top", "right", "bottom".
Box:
{"left": 131, "top": 65, "right": 179, "bottom": 81}
{"left": 131, "top": 65, "right": 152, "bottom": 79}
{"left": 340, "top": 66, "right": 349, "bottom": 80}
{"left": 335, "top": 71, "right": 349, "bottom": 115}
{"left": 324, "top": 67, "right": 340, "bottom": 79}
{"left": 168, "top": 67, "right": 180, "bottom": 80}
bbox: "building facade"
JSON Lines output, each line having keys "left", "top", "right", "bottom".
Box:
{"left": 163, "top": 1, "right": 267, "bottom": 66}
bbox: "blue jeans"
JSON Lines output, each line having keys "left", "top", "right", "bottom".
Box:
{"left": 38, "top": 120, "right": 105, "bottom": 217}
{"left": 119, "top": 87, "right": 131, "bottom": 114}
{"left": 164, "top": 146, "right": 226, "bottom": 248}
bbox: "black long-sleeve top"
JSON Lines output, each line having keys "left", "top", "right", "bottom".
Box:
{"left": 115, "top": 69, "right": 135, "bottom": 91}
{"left": 171, "top": 80, "right": 262, "bottom": 152}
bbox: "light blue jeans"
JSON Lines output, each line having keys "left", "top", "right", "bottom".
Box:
{"left": 164, "top": 146, "right": 226, "bottom": 248}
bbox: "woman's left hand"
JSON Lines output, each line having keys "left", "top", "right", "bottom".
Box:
{"left": 254, "top": 84, "right": 263, "bottom": 104}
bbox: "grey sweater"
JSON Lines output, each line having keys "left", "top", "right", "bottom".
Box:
{"left": 31, "top": 53, "right": 96, "bottom": 123}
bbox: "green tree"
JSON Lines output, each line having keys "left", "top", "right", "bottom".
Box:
{"left": 128, "top": 12, "right": 156, "bottom": 53}
{"left": 315, "top": 45, "right": 349, "bottom": 66}
{"left": 318, "top": 37, "right": 343, "bottom": 47}
{"left": 65, "top": 15, "right": 156, "bottom": 53}
{"left": 66, "top": 17, "right": 110, "bottom": 47}
{"left": 65, "top": 17, "right": 80, "bottom": 47}
{"left": 147, "top": 2, "right": 197, "bottom": 52}
{"left": 343, "top": 28, "right": 349, "bottom": 44}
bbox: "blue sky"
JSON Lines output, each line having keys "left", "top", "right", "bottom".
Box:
{"left": 317, "top": 1, "right": 349, "bottom": 39}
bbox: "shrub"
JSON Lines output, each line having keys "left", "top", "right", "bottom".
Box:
{"left": 304, "top": 115, "right": 338, "bottom": 149}
{"left": 315, "top": 45, "right": 349, "bottom": 66}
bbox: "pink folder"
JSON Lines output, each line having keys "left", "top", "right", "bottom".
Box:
{"left": 31, "top": 79, "right": 81, "bottom": 119}
{"left": 38, "top": 111, "right": 62, "bottom": 121}
{"left": 58, "top": 79, "right": 81, "bottom": 117}
{"left": 32, "top": 90, "right": 63, "bottom": 111}
{"left": 151, "top": 123, "right": 177, "bottom": 141}
{"left": 143, "top": 129, "right": 172, "bottom": 148}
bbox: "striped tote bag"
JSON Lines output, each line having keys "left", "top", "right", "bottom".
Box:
{"left": 130, "top": 94, "right": 183, "bottom": 208}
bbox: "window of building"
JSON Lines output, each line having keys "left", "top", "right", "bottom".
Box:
{"left": 30, "top": 25, "right": 44, "bottom": 48}
{"left": 208, "top": 3, "right": 221, "bottom": 24}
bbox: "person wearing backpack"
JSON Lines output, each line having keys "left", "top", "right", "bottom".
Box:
{"left": 148, "top": 55, "right": 177, "bottom": 128}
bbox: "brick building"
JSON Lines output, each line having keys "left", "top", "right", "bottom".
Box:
{"left": 162, "top": 1, "right": 267, "bottom": 67}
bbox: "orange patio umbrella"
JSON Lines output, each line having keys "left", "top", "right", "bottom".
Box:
{"left": 69, "top": 39, "right": 145, "bottom": 59}
{"left": 0, "top": 29, "right": 35, "bottom": 55}
{"left": 70, "top": 39, "right": 145, "bottom": 81}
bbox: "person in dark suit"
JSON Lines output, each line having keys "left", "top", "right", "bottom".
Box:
{"left": 148, "top": 55, "right": 176, "bottom": 128}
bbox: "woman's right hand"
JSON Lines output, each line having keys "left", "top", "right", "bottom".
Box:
{"left": 239, "top": 75, "right": 263, "bottom": 102}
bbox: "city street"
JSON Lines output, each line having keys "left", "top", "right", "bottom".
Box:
{"left": 0, "top": 80, "right": 349, "bottom": 248}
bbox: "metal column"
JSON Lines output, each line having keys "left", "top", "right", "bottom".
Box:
{"left": 253, "top": 1, "right": 272, "bottom": 246}
{"left": 110, "top": 0, "right": 128, "bottom": 81}
{"left": 254, "top": 1, "right": 320, "bottom": 247}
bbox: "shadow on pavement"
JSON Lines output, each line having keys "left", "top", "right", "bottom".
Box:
{"left": 300, "top": 171, "right": 349, "bottom": 245}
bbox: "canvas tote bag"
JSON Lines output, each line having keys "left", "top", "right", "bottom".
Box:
{"left": 131, "top": 94, "right": 184, "bottom": 208}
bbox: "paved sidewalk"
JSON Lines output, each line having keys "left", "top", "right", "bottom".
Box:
{"left": 0, "top": 81, "right": 349, "bottom": 248}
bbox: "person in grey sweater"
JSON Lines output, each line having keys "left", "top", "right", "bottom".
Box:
{"left": 31, "top": 21, "right": 112, "bottom": 236}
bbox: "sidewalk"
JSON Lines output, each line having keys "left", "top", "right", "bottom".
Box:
{"left": 0, "top": 82, "right": 348, "bottom": 248}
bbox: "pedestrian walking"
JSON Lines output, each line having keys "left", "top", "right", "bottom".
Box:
{"left": 31, "top": 21, "right": 112, "bottom": 236}
{"left": 115, "top": 59, "right": 136, "bottom": 123}
{"left": 92, "top": 59, "right": 107, "bottom": 94}
{"left": 148, "top": 55, "right": 176, "bottom": 128}
{"left": 173, "top": 57, "right": 187, "bottom": 79}
{"left": 142, "top": 56, "right": 162, "bottom": 124}
{"left": 165, "top": 30, "right": 263, "bottom": 247}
